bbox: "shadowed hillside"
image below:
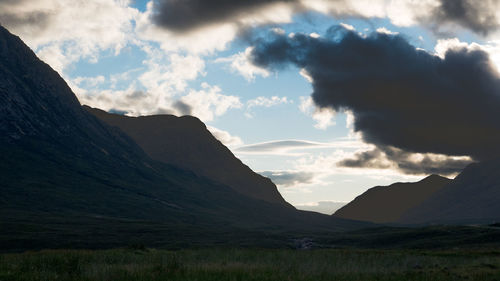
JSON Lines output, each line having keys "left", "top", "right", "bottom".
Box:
{"left": 334, "top": 175, "right": 451, "bottom": 223}
{"left": 84, "top": 107, "right": 290, "bottom": 206}
{"left": 0, "top": 25, "right": 371, "bottom": 251}
{"left": 401, "top": 159, "right": 500, "bottom": 224}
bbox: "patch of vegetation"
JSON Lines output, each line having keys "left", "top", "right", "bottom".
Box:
{"left": 1, "top": 248, "right": 499, "bottom": 281}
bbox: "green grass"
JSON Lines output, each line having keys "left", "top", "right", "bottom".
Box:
{"left": 1, "top": 248, "right": 499, "bottom": 281}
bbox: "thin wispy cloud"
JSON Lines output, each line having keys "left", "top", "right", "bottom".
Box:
{"left": 235, "top": 139, "right": 367, "bottom": 155}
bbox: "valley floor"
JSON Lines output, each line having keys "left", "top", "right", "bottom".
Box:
{"left": 1, "top": 248, "right": 499, "bottom": 281}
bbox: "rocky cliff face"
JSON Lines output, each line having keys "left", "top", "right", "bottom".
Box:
{"left": 0, "top": 25, "right": 146, "bottom": 166}
{"left": 85, "top": 106, "right": 290, "bottom": 206}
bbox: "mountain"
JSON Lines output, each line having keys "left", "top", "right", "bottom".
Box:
{"left": 333, "top": 175, "right": 451, "bottom": 223}
{"left": 0, "top": 25, "right": 369, "bottom": 250}
{"left": 401, "top": 159, "right": 500, "bottom": 224}
{"left": 84, "top": 106, "right": 289, "bottom": 206}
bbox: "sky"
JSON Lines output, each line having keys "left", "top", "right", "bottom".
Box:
{"left": 1, "top": 0, "right": 500, "bottom": 214}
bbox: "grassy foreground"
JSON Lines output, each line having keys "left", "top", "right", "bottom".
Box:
{"left": 1, "top": 248, "right": 499, "bottom": 281}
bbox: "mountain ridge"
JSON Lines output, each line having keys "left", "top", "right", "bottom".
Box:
{"left": 333, "top": 175, "right": 451, "bottom": 223}
{"left": 401, "top": 159, "right": 500, "bottom": 224}
{"left": 84, "top": 106, "right": 290, "bottom": 206}
{"left": 0, "top": 24, "right": 369, "bottom": 250}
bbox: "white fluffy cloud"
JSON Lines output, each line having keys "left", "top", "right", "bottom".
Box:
{"left": 216, "top": 47, "right": 270, "bottom": 81}
{"left": 180, "top": 83, "right": 242, "bottom": 122}
{"left": 435, "top": 37, "right": 500, "bottom": 73}
{"left": 74, "top": 48, "right": 210, "bottom": 117}
{"left": 245, "top": 96, "right": 289, "bottom": 118}
{"left": 299, "top": 96, "right": 336, "bottom": 130}
{"left": 207, "top": 126, "right": 244, "bottom": 147}
{"left": 73, "top": 47, "right": 241, "bottom": 122}
{"left": 0, "top": 0, "right": 137, "bottom": 73}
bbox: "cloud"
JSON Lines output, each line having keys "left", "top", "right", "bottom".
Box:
{"left": 172, "top": 100, "right": 192, "bottom": 116}
{"left": 179, "top": 83, "right": 242, "bottom": 122}
{"left": 435, "top": 38, "right": 500, "bottom": 73}
{"left": 236, "top": 139, "right": 364, "bottom": 155}
{"left": 207, "top": 126, "right": 244, "bottom": 147}
{"left": 338, "top": 146, "right": 473, "bottom": 176}
{"left": 299, "top": 96, "right": 335, "bottom": 130}
{"left": 291, "top": 148, "right": 424, "bottom": 182}
{"left": 427, "top": 0, "right": 500, "bottom": 36}
{"left": 247, "top": 96, "right": 289, "bottom": 108}
{"left": 73, "top": 75, "right": 106, "bottom": 88}
{"left": 150, "top": 0, "right": 298, "bottom": 33}
{"left": 260, "top": 170, "right": 315, "bottom": 187}
{"left": 135, "top": 2, "right": 239, "bottom": 54}
{"left": 295, "top": 201, "right": 346, "bottom": 215}
{"left": 147, "top": 0, "right": 500, "bottom": 38}
{"left": 303, "top": 0, "right": 500, "bottom": 37}
{"left": 74, "top": 50, "right": 205, "bottom": 116}
{"left": 215, "top": 47, "right": 270, "bottom": 81}
{"left": 138, "top": 51, "right": 206, "bottom": 94}
{"left": 337, "top": 148, "right": 393, "bottom": 170}
{"left": 75, "top": 48, "right": 240, "bottom": 122}
{"left": 138, "top": 0, "right": 296, "bottom": 54}
{"left": 0, "top": 0, "right": 137, "bottom": 72}
{"left": 250, "top": 27, "right": 500, "bottom": 163}
{"left": 245, "top": 96, "right": 289, "bottom": 117}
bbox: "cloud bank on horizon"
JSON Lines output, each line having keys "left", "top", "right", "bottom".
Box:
{"left": 1, "top": 0, "right": 499, "bottom": 210}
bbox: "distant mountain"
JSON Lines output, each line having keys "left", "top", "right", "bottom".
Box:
{"left": 401, "top": 159, "right": 500, "bottom": 224}
{"left": 84, "top": 106, "right": 290, "bottom": 206}
{"left": 0, "top": 25, "right": 368, "bottom": 250}
{"left": 333, "top": 175, "right": 451, "bottom": 223}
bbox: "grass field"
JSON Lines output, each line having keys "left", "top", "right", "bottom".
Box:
{"left": 1, "top": 248, "right": 499, "bottom": 281}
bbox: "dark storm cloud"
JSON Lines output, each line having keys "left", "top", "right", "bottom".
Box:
{"left": 429, "top": 0, "right": 500, "bottom": 36}
{"left": 338, "top": 147, "right": 473, "bottom": 176}
{"left": 151, "top": 0, "right": 298, "bottom": 32}
{"left": 250, "top": 27, "right": 500, "bottom": 162}
{"left": 337, "top": 149, "right": 392, "bottom": 170}
{"left": 260, "top": 170, "right": 315, "bottom": 187}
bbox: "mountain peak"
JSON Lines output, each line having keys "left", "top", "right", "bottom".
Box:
{"left": 422, "top": 174, "right": 449, "bottom": 182}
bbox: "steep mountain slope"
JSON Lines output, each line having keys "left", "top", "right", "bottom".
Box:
{"left": 333, "top": 175, "right": 451, "bottom": 223}
{"left": 84, "top": 107, "right": 289, "bottom": 206}
{"left": 0, "top": 25, "right": 369, "bottom": 250}
{"left": 401, "top": 159, "right": 500, "bottom": 224}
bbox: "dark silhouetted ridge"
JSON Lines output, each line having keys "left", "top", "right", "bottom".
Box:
{"left": 334, "top": 175, "right": 451, "bottom": 223}
{"left": 85, "top": 106, "right": 290, "bottom": 206}
{"left": 401, "top": 159, "right": 500, "bottom": 224}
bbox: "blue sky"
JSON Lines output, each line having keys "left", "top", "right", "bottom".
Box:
{"left": 2, "top": 0, "right": 499, "bottom": 214}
